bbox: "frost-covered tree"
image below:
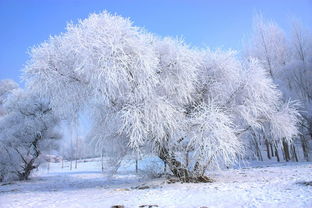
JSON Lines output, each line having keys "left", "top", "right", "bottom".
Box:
{"left": 24, "top": 12, "right": 299, "bottom": 181}
{"left": 281, "top": 22, "right": 312, "bottom": 161}
{"left": 0, "top": 90, "right": 61, "bottom": 181}
{"left": 245, "top": 14, "right": 288, "bottom": 78}
{"left": 246, "top": 16, "right": 312, "bottom": 161}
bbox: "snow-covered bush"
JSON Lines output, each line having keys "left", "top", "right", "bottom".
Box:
{"left": 23, "top": 11, "right": 300, "bottom": 181}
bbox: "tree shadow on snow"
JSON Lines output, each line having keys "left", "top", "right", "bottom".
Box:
{"left": 296, "top": 181, "right": 312, "bottom": 186}
{"left": 0, "top": 171, "right": 146, "bottom": 194}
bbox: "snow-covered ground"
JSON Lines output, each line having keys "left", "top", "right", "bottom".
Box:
{"left": 0, "top": 158, "right": 311, "bottom": 208}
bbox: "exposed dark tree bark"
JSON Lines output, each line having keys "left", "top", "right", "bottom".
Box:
{"left": 301, "top": 136, "right": 309, "bottom": 161}
{"left": 270, "top": 143, "right": 275, "bottom": 157}
{"left": 157, "top": 145, "right": 213, "bottom": 183}
{"left": 282, "top": 140, "right": 291, "bottom": 162}
{"left": 158, "top": 146, "right": 190, "bottom": 181}
{"left": 16, "top": 134, "right": 41, "bottom": 180}
{"left": 274, "top": 144, "right": 280, "bottom": 162}
{"left": 291, "top": 144, "right": 299, "bottom": 162}
{"left": 254, "top": 137, "right": 263, "bottom": 161}
{"left": 135, "top": 159, "right": 138, "bottom": 173}
{"left": 265, "top": 139, "right": 271, "bottom": 159}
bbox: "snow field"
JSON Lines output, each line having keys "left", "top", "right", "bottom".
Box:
{"left": 0, "top": 158, "right": 311, "bottom": 208}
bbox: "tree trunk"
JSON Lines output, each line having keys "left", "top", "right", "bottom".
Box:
{"left": 18, "top": 159, "right": 37, "bottom": 180}
{"left": 291, "top": 144, "right": 299, "bottom": 162}
{"left": 16, "top": 134, "right": 41, "bottom": 180}
{"left": 282, "top": 140, "right": 290, "bottom": 162}
{"left": 251, "top": 133, "right": 262, "bottom": 161}
{"left": 101, "top": 149, "right": 104, "bottom": 173}
{"left": 185, "top": 151, "right": 190, "bottom": 167}
{"left": 47, "top": 159, "right": 50, "bottom": 172}
{"left": 75, "top": 131, "right": 78, "bottom": 169}
{"left": 135, "top": 159, "right": 138, "bottom": 173}
{"left": 265, "top": 139, "right": 271, "bottom": 160}
{"left": 301, "top": 136, "right": 309, "bottom": 161}
{"left": 158, "top": 146, "right": 190, "bottom": 181}
{"left": 157, "top": 146, "right": 212, "bottom": 183}
{"left": 255, "top": 137, "right": 263, "bottom": 161}
{"left": 274, "top": 144, "right": 280, "bottom": 162}
{"left": 270, "top": 143, "right": 274, "bottom": 157}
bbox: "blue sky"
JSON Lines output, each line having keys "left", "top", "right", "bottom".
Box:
{"left": 0, "top": 0, "right": 311, "bottom": 85}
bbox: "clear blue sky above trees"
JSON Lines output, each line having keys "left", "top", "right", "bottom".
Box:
{"left": 0, "top": 0, "right": 311, "bottom": 84}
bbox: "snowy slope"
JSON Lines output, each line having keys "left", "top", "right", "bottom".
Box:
{"left": 0, "top": 158, "right": 311, "bottom": 208}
